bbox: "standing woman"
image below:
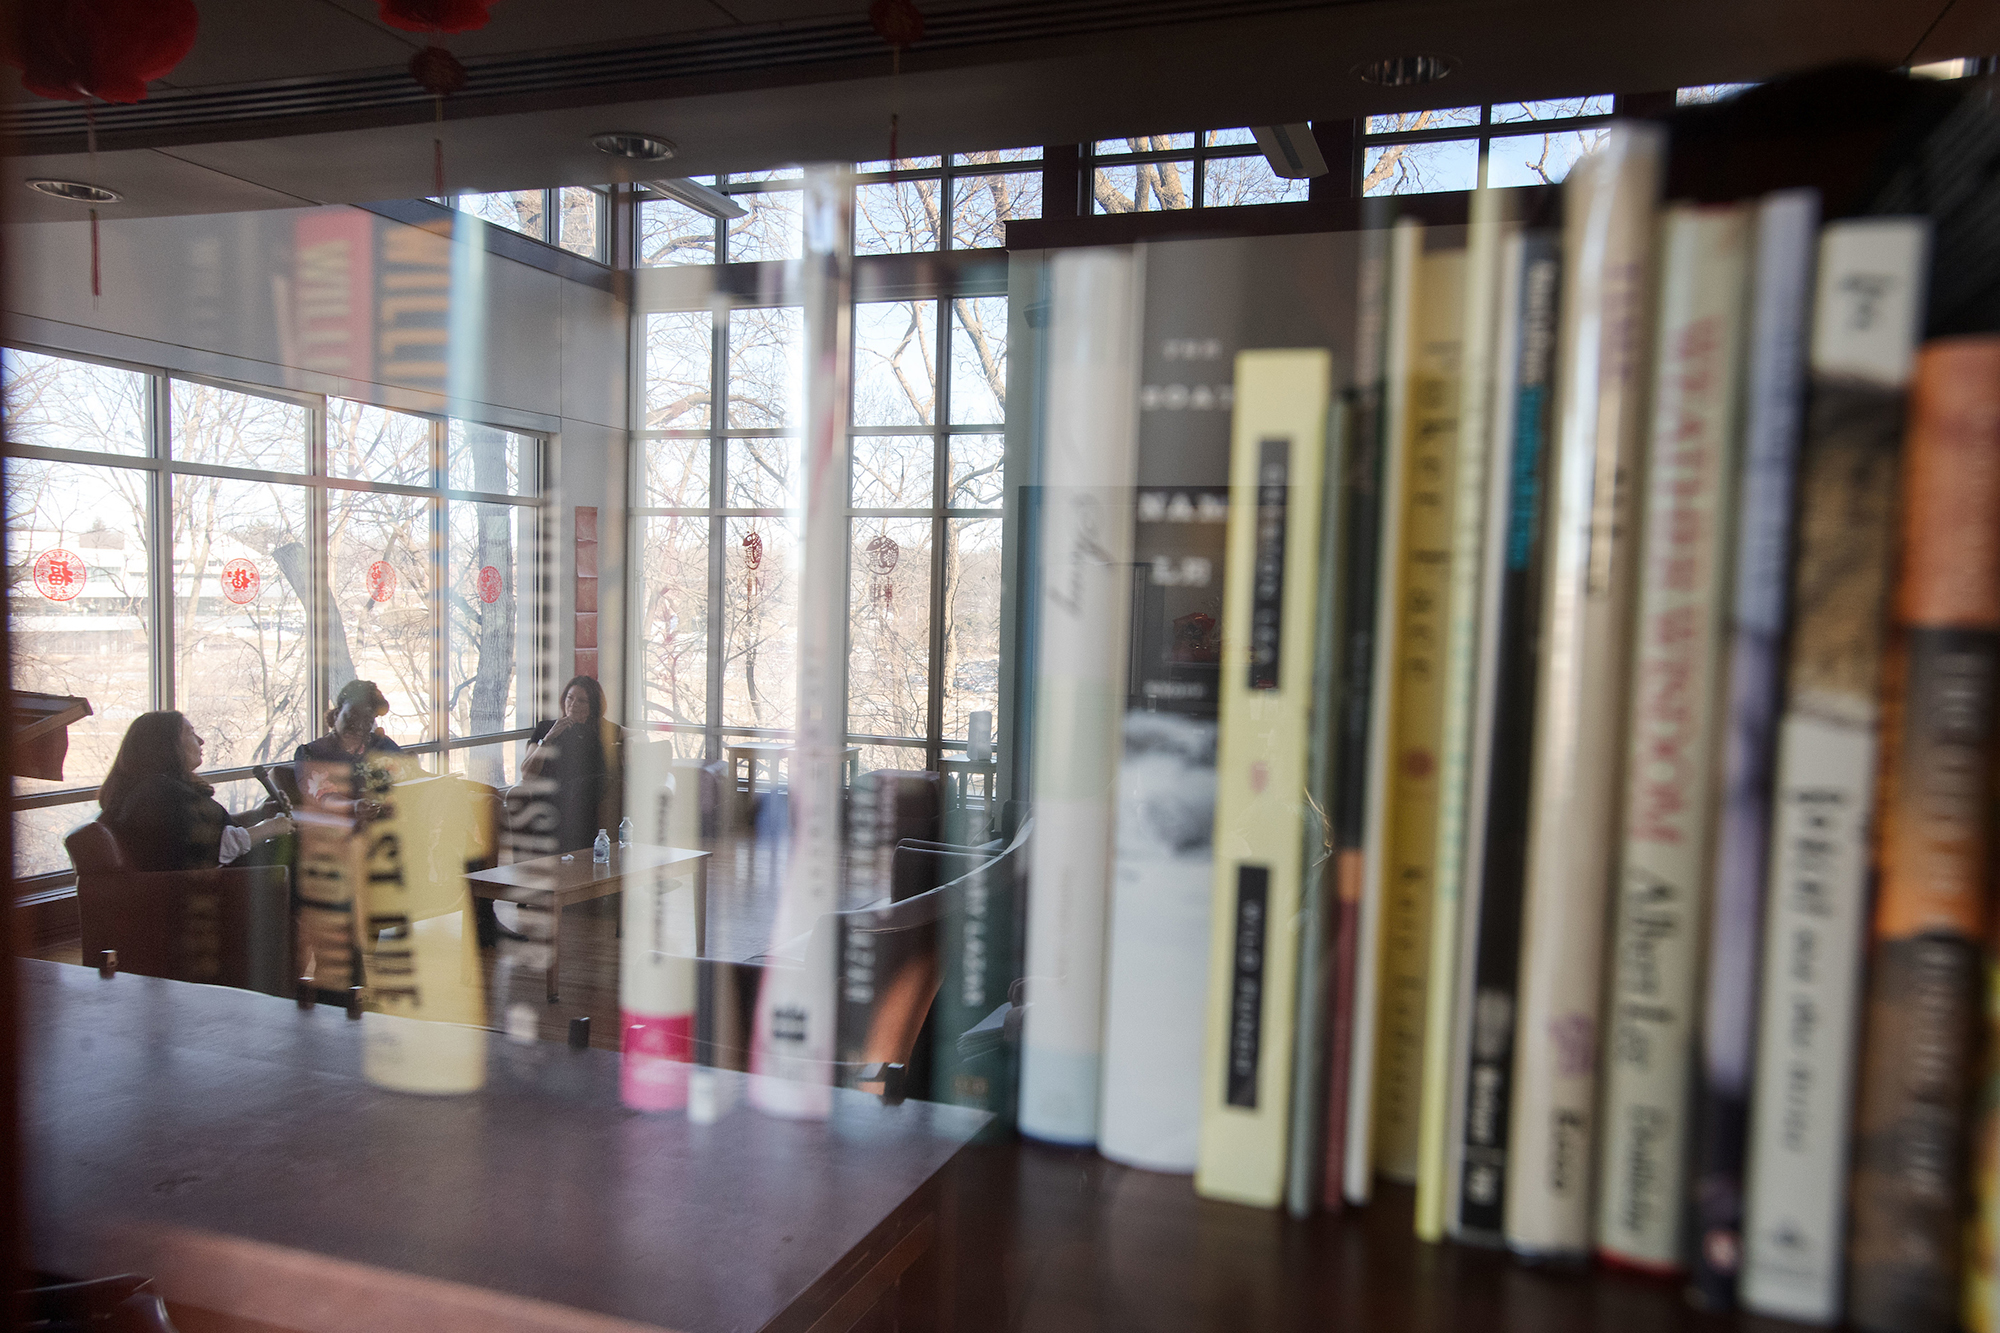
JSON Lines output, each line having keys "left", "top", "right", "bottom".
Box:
{"left": 520, "top": 675, "right": 625, "bottom": 854}
{"left": 100, "top": 711, "right": 292, "bottom": 871}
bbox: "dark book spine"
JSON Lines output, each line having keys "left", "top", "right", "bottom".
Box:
{"left": 1322, "top": 226, "right": 1393, "bottom": 1210}
{"left": 1453, "top": 236, "right": 1558, "bottom": 1242}
{"left": 1847, "top": 337, "right": 2000, "bottom": 1333}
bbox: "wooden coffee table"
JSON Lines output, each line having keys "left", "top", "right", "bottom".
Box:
{"left": 467, "top": 843, "right": 709, "bottom": 1002}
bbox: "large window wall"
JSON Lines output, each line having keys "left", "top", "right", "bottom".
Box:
{"left": 5, "top": 347, "right": 542, "bottom": 882}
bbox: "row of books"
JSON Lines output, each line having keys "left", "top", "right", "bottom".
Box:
{"left": 1016, "top": 112, "right": 2000, "bottom": 1333}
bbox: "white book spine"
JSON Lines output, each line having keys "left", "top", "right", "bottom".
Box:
{"left": 1594, "top": 203, "right": 1753, "bottom": 1268}
{"left": 1739, "top": 217, "right": 1930, "bottom": 1325}
{"left": 1504, "top": 122, "right": 1665, "bottom": 1258}
{"left": 1344, "top": 217, "right": 1423, "bottom": 1205}
{"left": 1018, "top": 247, "right": 1143, "bottom": 1145}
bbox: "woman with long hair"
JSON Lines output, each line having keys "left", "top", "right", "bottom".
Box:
{"left": 100, "top": 711, "right": 292, "bottom": 872}
{"left": 520, "top": 675, "right": 625, "bottom": 855}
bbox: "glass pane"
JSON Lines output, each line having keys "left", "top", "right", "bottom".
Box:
{"left": 6, "top": 457, "right": 152, "bottom": 791}
{"left": 1094, "top": 133, "right": 1196, "bottom": 154}
{"left": 850, "top": 743, "right": 926, "bottom": 780}
{"left": 853, "top": 300, "right": 938, "bottom": 427}
{"left": 172, "top": 475, "right": 312, "bottom": 772}
{"left": 1205, "top": 127, "right": 1259, "bottom": 146}
{"left": 851, "top": 435, "right": 934, "bottom": 510}
{"left": 3, "top": 349, "right": 149, "bottom": 457}
{"left": 1202, "top": 155, "right": 1312, "bottom": 207}
{"left": 447, "top": 420, "right": 536, "bottom": 496}
{"left": 726, "top": 437, "right": 796, "bottom": 510}
{"left": 459, "top": 190, "right": 546, "bottom": 241}
{"left": 327, "top": 399, "right": 433, "bottom": 485}
{"left": 637, "top": 515, "right": 711, "bottom": 734}
{"left": 723, "top": 190, "right": 802, "bottom": 262}
{"left": 1364, "top": 106, "right": 1482, "bottom": 134}
{"left": 952, "top": 146, "right": 1041, "bottom": 165}
{"left": 446, "top": 739, "right": 522, "bottom": 786}
{"left": 1092, "top": 161, "right": 1193, "bottom": 212}
{"left": 169, "top": 379, "right": 308, "bottom": 473}
{"left": 1491, "top": 94, "right": 1614, "bottom": 123}
{"left": 327, "top": 487, "right": 434, "bottom": 745}
{"left": 949, "top": 434, "right": 1004, "bottom": 509}
{"left": 16, "top": 804, "right": 92, "bottom": 879}
{"left": 558, "top": 187, "right": 601, "bottom": 259}
{"left": 446, "top": 500, "right": 524, "bottom": 742}
{"left": 1487, "top": 128, "right": 1613, "bottom": 188}
{"left": 950, "top": 171, "right": 1040, "bottom": 250}
{"left": 948, "top": 297, "right": 1007, "bottom": 426}
{"left": 645, "top": 310, "right": 715, "bottom": 431}
{"left": 854, "top": 179, "right": 943, "bottom": 254}
{"left": 1362, "top": 138, "right": 1480, "bottom": 196}
{"left": 642, "top": 437, "right": 711, "bottom": 509}
{"left": 725, "top": 168, "right": 803, "bottom": 183}
{"left": 855, "top": 156, "right": 943, "bottom": 173}
{"left": 940, "top": 515, "right": 1002, "bottom": 743}
{"left": 847, "top": 516, "right": 933, "bottom": 741}
{"left": 728, "top": 306, "right": 803, "bottom": 429}
{"left": 721, "top": 516, "right": 796, "bottom": 731}
{"left": 1677, "top": 83, "right": 1756, "bottom": 105}
{"left": 638, "top": 198, "right": 719, "bottom": 267}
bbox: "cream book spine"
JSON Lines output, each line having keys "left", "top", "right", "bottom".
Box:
{"left": 1344, "top": 217, "right": 1423, "bottom": 1205}
{"left": 1504, "top": 121, "right": 1665, "bottom": 1260}
{"left": 1195, "top": 348, "right": 1333, "bottom": 1207}
{"left": 1593, "top": 202, "right": 1753, "bottom": 1270}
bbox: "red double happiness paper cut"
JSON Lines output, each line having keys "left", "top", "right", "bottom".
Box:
{"left": 367, "top": 560, "right": 398, "bottom": 603}
{"left": 33, "top": 549, "right": 85, "bottom": 602}
{"left": 477, "top": 564, "right": 502, "bottom": 604}
{"left": 221, "top": 558, "right": 261, "bottom": 605}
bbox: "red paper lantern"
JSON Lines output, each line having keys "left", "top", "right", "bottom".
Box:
{"left": 378, "top": 0, "right": 498, "bottom": 34}
{"left": 10, "top": 0, "right": 199, "bottom": 104}
{"left": 869, "top": 0, "right": 924, "bottom": 48}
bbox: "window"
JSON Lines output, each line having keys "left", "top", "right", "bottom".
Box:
{"left": 1360, "top": 96, "right": 1615, "bottom": 195}
{"left": 637, "top": 151, "right": 1043, "bottom": 268}
{"left": 3, "top": 348, "right": 544, "bottom": 882}
{"left": 452, "top": 187, "right": 608, "bottom": 262}
{"left": 1088, "top": 129, "right": 1310, "bottom": 213}
{"left": 1676, "top": 83, "right": 1758, "bottom": 104}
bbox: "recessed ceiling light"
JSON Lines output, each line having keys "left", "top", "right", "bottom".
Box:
{"left": 1355, "top": 55, "right": 1456, "bottom": 87}
{"left": 26, "top": 179, "right": 121, "bottom": 204}
{"left": 590, "top": 131, "right": 678, "bottom": 162}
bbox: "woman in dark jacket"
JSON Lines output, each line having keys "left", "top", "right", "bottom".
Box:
{"left": 100, "top": 711, "right": 292, "bottom": 871}
{"left": 520, "top": 675, "right": 625, "bottom": 854}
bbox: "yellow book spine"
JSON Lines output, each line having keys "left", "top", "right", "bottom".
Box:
{"left": 1195, "top": 348, "right": 1332, "bottom": 1208}
{"left": 1371, "top": 246, "right": 1466, "bottom": 1184}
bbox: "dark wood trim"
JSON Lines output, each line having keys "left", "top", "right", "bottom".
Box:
{"left": 1040, "top": 144, "right": 1082, "bottom": 223}
{"left": 1004, "top": 186, "right": 1558, "bottom": 250}
{"left": 355, "top": 198, "right": 619, "bottom": 294}
{"left": 1308, "top": 119, "right": 1359, "bottom": 203}
{"left": 12, "top": 888, "right": 79, "bottom": 956}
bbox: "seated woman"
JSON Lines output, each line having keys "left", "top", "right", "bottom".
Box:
{"left": 100, "top": 712, "right": 293, "bottom": 871}
{"left": 293, "top": 680, "right": 412, "bottom": 818}
{"left": 519, "top": 675, "right": 625, "bottom": 855}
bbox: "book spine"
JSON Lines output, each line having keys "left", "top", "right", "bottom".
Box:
{"left": 1686, "top": 187, "right": 1819, "bottom": 1310}
{"left": 1286, "top": 399, "right": 1350, "bottom": 1218}
{"left": 1345, "top": 217, "right": 1424, "bottom": 1205}
{"left": 1594, "top": 202, "right": 1753, "bottom": 1271}
{"left": 1195, "top": 349, "right": 1332, "bottom": 1208}
{"left": 1018, "top": 247, "right": 1143, "bottom": 1146}
{"left": 1505, "top": 122, "right": 1664, "bottom": 1260}
{"left": 1847, "top": 335, "right": 2000, "bottom": 1333}
{"left": 1416, "top": 181, "right": 1503, "bottom": 1241}
{"left": 1449, "top": 231, "right": 1560, "bottom": 1244}
{"left": 1971, "top": 867, "right": 2000, "bottom": 1333}
{"left": 1740, "top": 216, "right": 1930, "bottom": 1324}
{"left": 1324, "top": 216, "right": 1396, "bottom": 1211}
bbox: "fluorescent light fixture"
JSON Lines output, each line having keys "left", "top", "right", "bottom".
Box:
{"left": 640, "top": 177, "right": 747, "bottom": 220}
{"left": 1356, "top": 54, "right": 1455, "bottom": 87}
{"left": 591, "top": 131, "right": 678, "bottom": 161}
{"left": 1251, "top": 124, "right": 1328, "bottom": 179}
{"left": 26, "top": 179, "right": 121, "bottom": 203}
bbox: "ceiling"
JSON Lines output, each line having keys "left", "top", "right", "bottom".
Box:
{"left": 2, "top": 0, "right": 1991, "bottom": 222}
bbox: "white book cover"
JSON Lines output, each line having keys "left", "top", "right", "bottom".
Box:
{"left": 1018, "top": 247, "right": 1143, "bottom": 1145}
{"left": 1739, "top": 217, "right": 1929, "bottom": 1325}
{"left": 1594, "top": 202, "right": 1753, "bottom": 1269}
{"left": 1344, "top": 217, "right": 1422, "bottom": 1206}
{"left": 1504, "top": 121, "right": 1665, "bottom": 1259}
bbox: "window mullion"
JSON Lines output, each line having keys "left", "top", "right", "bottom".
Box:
{"left": 705, "top": 310, "right": 729, "bottom": 758}
{"left": 431, "top": 420, "right": 448, "bottom": 752}
{"left": 925, "top": 298, "right": 949, "bottom": 770}
{"left": 149, "top": 373, "right": 174, "bottom": 713}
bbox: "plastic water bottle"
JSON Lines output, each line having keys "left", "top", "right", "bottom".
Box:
{"left": 617, "top": 815, "right": 634, "bottom": 847}
{"left": 593, "top": 828, "right": 611, "bottom": 865}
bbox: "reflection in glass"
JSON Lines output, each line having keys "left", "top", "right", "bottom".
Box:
{"left": 3, "top": 348, "right": 150, "bottom": 456}
{"left": 171, "top": 379, "right": 308, "bottom": 472}
{"left": 949, "top": 297, "right": 1007, "bottom": 425}
{"left": 646, "top": 310, "right": 715, "bottom": 430}
{"left": 1362, "top": 138, "right": 1481, "bottom": 195}
{"left": 1093, "top": 162, "right": 1193, "bottom": 212}
{"left": 848, "top": 516, "right": 934, "bottom": 741}
{"left": 949, "top": 434, "right": 1005, "bottom": 509}
{"left": 1486, "top": 129, "right": 1612, "bottom": 187}
{"left": 851, "top": 435, "right": 934, "bottom": 510}
{"left": 328, "top": 487, "right": 434, "bottom": 743}
{"left": 853, "top": 301, "right": 937, "bottom": 427}
{"left": 854, "top": 179, "right": 943, "bottom": 254}
{"left": 941, "top": 515, "right": 1002, "bottom": 742}
{"left": 637, "top": 516, "right": 711, "bottom": 736}
{"left": 722, "top": 516, "right": 796, "bottom": 730}
{"left": 447, "top": 419, "right": 537, "bottom": 496}
{"left": 446, "top": 496, "right": 523, "bottom": 761}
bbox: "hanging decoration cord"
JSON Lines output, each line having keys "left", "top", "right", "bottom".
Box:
{"left": 869, "top": 0, "right": 925, "bottom": 164}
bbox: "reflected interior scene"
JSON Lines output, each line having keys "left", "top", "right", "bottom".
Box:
{"left": 5, "top": 6, "right": 2000, "bottom": 1333}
